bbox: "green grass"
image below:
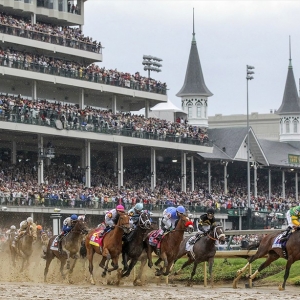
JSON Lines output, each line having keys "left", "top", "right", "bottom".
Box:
{"left": 170, "top": 257, "right": 300, "bottom": 285}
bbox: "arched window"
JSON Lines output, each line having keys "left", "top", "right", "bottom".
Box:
{"left": 188, "top": 105, "right": 192, "bottom": 118}
{"left": 293, "top": 119, "right": 298, "bottom": 133}
{"left": 286, "top": 120, "right": 290, "bottom": 133}
{"left": 280, "top": 121, "right": 283, "bottom": 134}
{"left": 197, "top": 105, "right": 201, "bottom": 117}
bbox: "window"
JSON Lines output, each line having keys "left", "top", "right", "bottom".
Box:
{"left": 188, "top": 106, "right": 192, "bottom": 118}
{"left": 197, "top": 105, "right": 201, "bottom": 117}
{"left": 280, "top": 121, "right": 283, "bottom": 134}
{"left": 293, "top": 120, "right": 298, "bottom": 133}
{"left": 286, "top": 120, "right": 290, "bottom": 133}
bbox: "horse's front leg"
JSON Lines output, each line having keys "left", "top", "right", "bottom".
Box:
{"left": 87, "top": 249, "right": 96, "bottom": 285}
{"left": 208, "top": 257, "right": 214, "bottom": 287}
{"left": 122, "top": 258, "right": 138, "bottom": 277}
{"left": 122, "top": 250, "right": 128, "bottom": 272}
{"left": 147, "top": 244, "right": 153, "bottom": 268}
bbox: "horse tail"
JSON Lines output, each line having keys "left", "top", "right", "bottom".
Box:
{"left": 80, "top": 240, "right": 87, "bottom": 258}
{"left": 247, "top": 242, "right": 260, "bottom": 252}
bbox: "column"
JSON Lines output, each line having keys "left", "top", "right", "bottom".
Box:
{"left": 296, "top": 172, "right": 298, "bottom": 202}
{"left": 181, "top": 152, "right": 186, "bottom": 192}
{"left": 191, "top": 156, "right": 194, "bottom": 192}
{"left": 81, "top": 148, "right": 85, "bottom": 168}
{"left": 38, "top": 135, "right": 44, "bottom": 185}
{"left": 113, "top": 151, "right": 117, "bottom": 178}
{"left": 268, "top": 169, "right": 272, "bottom": 200}
{"left": 85, "top": 140, "right": 91, "bottom": 188}
{"left": 145, "top": 100, "right": 150, "bottom": 118}
{"left": 118, "top": 144, "right": 124, "bottom": 188}
{"left": 208, "top": 162, "right": 211, "bottom": 194}
{"left": 282, "top": 170, "right": 286, "bottom": 198}
{"left": 32, "top": 80, "right": 37, "bottom": 101}
{"left": 254, "top": 163, "right": 258, "bottom": 198}
{"left": 79, "top": 88, "right": 84, "bottom": 109}
{"left": 151, "top": 148, "right": 156, "bottom": 191}
{"left": 31, "top": 13, "right": 36, "bottom": 25}
{"left": 112, "top": 95, "right": 117, "bottom": 114}
{"left": 239, "top": 216, "right": 242, "bottom": 230}
{"left": 224, "top": 162, "right": 228, "bottom": 194}
{"left": 11, "top": 141, "right": 16, "bottom": 165}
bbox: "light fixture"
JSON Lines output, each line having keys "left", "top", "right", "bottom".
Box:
{"left": 172, "top": 159, "right": 177, "bottom": 163}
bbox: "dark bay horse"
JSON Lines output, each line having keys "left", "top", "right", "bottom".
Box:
{"left": 233, "top": 229, "right": 300, "bottom": 290}
{"left": 121, "top": 212, "right": 152, "bottom": 278}
{"left": 85, "top": 212, "right": 131, "bottom": 285}
{"left": 43, "top": 219, "right": 89, "bottom": 282}
{"left": 11, "top": 223, "right": 37, "bottom": 272}
{"left": 145, "top": 213, "right": 190, "bottom": 276}
{"left": 174, "top": 225, "right": 226, "bottom": 286}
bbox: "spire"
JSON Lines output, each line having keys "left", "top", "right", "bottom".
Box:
{"left": 176, "top": 10, "right": 213, "bottom": 97}
{"left": 276, "top": 36, "right": 300, "bottom": 114}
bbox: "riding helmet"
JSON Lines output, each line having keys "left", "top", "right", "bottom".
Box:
{"left": 10, "top": 225, "right": 16, "bottom": 230}
{"left": 135, "top": 203, "right": 143, "bottom": 212}
{"left": 116, "top": 204, "right": 125, "bottom": 212}
{"left": 71, "top": 214, "right": 78, "bottom": 220}
{"left": 27, "top": 217, "right": 33, "bottom": 223}
{"left": 37, "top": 225, "right": 43, "bottom": 230}
{"left": 207, "top": 208, "right": 215, "bottom": 214}
{"left": 176, "top": 206, "right": 186, "bottom": 214}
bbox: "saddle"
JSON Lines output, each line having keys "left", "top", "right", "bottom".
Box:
{"left": 148, "top": 229, "right": 165, "bottom": 253}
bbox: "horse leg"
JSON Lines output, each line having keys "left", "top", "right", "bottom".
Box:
{"left": 87, "top": 247, "right": 96, "bottom": 285}
{"left": 186, "top": 262, "right": 198, "bottom": 287}
{"left": 156, "top": 252, "right": 168, "bottom": 276}
{"left": 174, "top": 255, "right": 193, "bottom": 275}
{"left": 133, "top": 255, "right": 147, "bottom": 286}
{"left": 122, "top": 258, "right": 138, "bottom": 277}
{"left": 279, "top": 258, "right": 293, "bottom": 291}
{"left": 147, "top": 244, "right": 153, "bottom": 268}
{"left": 154, "top": 257, "right": 162, "bottom": 266}
{"left": 44, "top": 255, "right": 54, "bottom": 282}
{"left": 122, "top": 250, "right": 128, "bottom": 272}
{"left": 208, "top": 257, "right": 214, "bottom": 287}
{"left": 250, "top": 252, "right": 279, "bottom": 280}
{"left": 101, "top": 255, "right": 111, "bottom": 278}
{"left": 107, "top": 254, "right": 119, "bottom": 274}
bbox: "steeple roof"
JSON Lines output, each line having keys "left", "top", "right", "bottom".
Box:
{"left": 276, "top": 41, "right": 300, "bottom": 115}
{"left": 176, "top": 18, "right": 213, "bottom": 98}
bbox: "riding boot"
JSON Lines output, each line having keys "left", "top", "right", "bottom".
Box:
{"left": 280, "top": 227, "right": 291, "bottom": 242}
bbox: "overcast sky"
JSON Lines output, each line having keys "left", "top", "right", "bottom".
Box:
{"left": 83, "top": 0, "right": 300, "bottom": 116}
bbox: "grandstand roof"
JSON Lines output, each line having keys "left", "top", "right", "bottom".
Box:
{"left": 176, "top": 31, "right": 213, "bottom": 97}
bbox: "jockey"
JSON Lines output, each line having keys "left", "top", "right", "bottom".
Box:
{"left": 5, "top": 225, "right": 17, "bottom": 240}
{"left": 189, "top": 208, "right": 216, "bottom": 245}
{"left": 101, "top": 204, "right": 125, "bottom": 235}
{"left": 281, "top": 206, "right": 300, "bottom": 242}
{"left": 162, "top": 205, "right": 186, "bottom": 232}
{"left": 128, "top": 202, "right": 144, "bottom": 227}
{"left": 57, "top": 214, "right": 78, "bottom": 241}
{"left": 12, "top": 217, "right": 34, "bottom": 248}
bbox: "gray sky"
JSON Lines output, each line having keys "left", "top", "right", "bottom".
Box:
{"left": 83, "top": 0, "right": 300, "bottom": 116}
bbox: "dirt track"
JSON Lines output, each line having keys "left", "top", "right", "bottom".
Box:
{"left": 0, "top": 243, "right": 299, "bottom": 299}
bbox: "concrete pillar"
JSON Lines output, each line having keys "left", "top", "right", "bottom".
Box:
{"left": 112, "top": 95, "right": 117, "bottom": 114}
{"left": 282, "top": 170, "right": 286, "bottom": 198}
{"left": 113, "top": 151, "right": 117, "bottom": 178}
{"left": 81, "top": 147, "right": 85, "bottom": 168}
{"left": 118, "top": 144, "right": 124, "bottom": 188}
{"left": 31, "top": 13, "right": 36, "bottom": 25}
{"left": 254, "top": 163, "right": 258, "bottom": 198}
{"left": 181, "top": 152, "right": 186, "bottom": 192}
{"left": 268, "top": 169, "right": 272, "bottom": 200}
{"left": 145, "top": 100, "right": 150, "bottom": 118}
{"left": 151, "top": 148, "right": 156, "bottom": 191}
{"left": 11, "top": 141, "right": 16, "bottom": 164}
{"left": 79, "top": 88, "right": 84, "bottom": 109}
{"left": 38, "top": 135, "right": 44, "bottom": 185}
{"left": 224, "top": 162, "right": 228, "bottom": 194}
{"left": 296, "top": 172, "right": 298, "bottom": 202}
{"left": 32, "top": 80, "right": 37, "bottom": 100}
{"left": 208, "top": 162, "right": 211, "bottom": 194}
{"left": 191, "top": 156, "right": 194, "bottom": 192}
{"left": 85, "top": 140, "right": 91, "bottom": 188}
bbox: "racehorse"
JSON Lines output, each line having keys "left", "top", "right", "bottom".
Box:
{"left": 43, "top": 219, "right": 89, "bottom": 283}
{"left": 85, "top": 212, "right": 131, "bottom": 285}
{"left": 145, "top": 213, "right": 190, "bottom": 276}
{"left": 10, "top": 223, "right": 37, "bottom": 272}
{"left": 174, "top": 225, "right": 226, "bottom": 286}
{"left": 233, "top": 229, "right": 300, "bottom": 290}
{"left": 121, "top": 212, "right": 152, "bottom": 278}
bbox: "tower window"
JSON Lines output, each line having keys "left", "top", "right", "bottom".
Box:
{"left": 286, "top": 120, "right": 290, "bottom": 133}
{"left": 293, "top": 120, "right": 298, "bottom": 133}
{"left": 197, "top": 105, "right": 201, "bottom": 117}
{"left": 188, "top": 105, "right": 192, "bottom": 118}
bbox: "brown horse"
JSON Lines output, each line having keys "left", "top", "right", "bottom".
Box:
{"left": 85, "top": 212, "right": 131, "bottom": 285}
{"left": 233, "top": 229, "right": 300, "bottom": 290}
{"left": 145, "top": 213, "right": 190, "bottom": 276}
{"left": 43, "top": 219, "right": 89, "bottom": 283}
{"left": 10, "top": 223, "right": 37, "bottom": 272}
{"left": 174, "top": 225, "right": 226, "bottom": 286}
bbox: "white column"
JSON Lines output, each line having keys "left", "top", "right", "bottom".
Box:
{"left": 85, "top": 140, "right": 91, "bottom": 188}
{"left": 282, "top": 170, "right": 286, "bottom": 198}
{"left": 151, "top": 148, "right": 156, "bottom": 191}
{"left": 112, "top": 95, "right": 117, "bottom": 114}
{"left": 145, "top": 100, "right": 150, "bottom": 118}
{"left": 268, "top": 169, "right": 271, "bottom": 200}
{"left": 254, "top": 163, "right": 258, "bottom": 198}
{"left": 81, "top": 148, "right": 85, "bottom": 168}
{"left": 191, "top": 156, "right": 194, "bottom": 192}
{"left": 79, "top": 88, "right": 84, "bottom": 109}
{"left": 32, "top": 80, "right": 37, "bottom": 100}
{"left": 224, "top": 162, "right": 228, "bottom": 194}
{"left": 38, "top": 135, "right": 44, "bottom": 185}
{"left": 118, "top": 144, "right": 124, "bottom": 188}
{"left": 239, "top": 216, "right": 242, "bottom": 230}
{"left": 296, "top": 172, "right": 298, "bottom": 202}
{"left": 31, "top": 13, "right": 36, "bottom": 25}
{"left": 11, "top": 141, "right": 16, "bottom": 164}
{"left": 208, "top": 162, "right": 211, "bottom": 194}
{"left": 181, "top": 152, "right": 187, "bottom": 192}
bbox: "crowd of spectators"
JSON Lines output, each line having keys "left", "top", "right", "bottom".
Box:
{"left": 0, "top": 95, "right": 209, "bottom": 144}
{"left": 0, "top": 12, "right": 101, "bottom": 53}
{"left": 0, "top": 46, "right": 167, "bottom": 94}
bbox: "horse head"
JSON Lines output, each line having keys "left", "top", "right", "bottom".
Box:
{"left": 137, "top": 212, "right": 151, "bottom": 230}
{"left": 210, "top": 225, "right": 226, "bottom": 244}
{"left": 176, "top": 213, "right": 190, "bottom": 231}
{"left": 72, "top": 219, "right": 89, "bottom": 235}
{"left": 117, "top": 212, "right": 131, "bottom": 234}
{"left": 28, "top": 223, "right": 37, "bottom": 240}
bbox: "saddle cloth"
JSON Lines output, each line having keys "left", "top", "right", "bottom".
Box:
{"left": 272, "top": 233, "right": 284, "bottom": 249}
{"left": 50, "top": 236, "right": 59, "bottom": 251}
{"left": 89, "top": 227, "right": 104, "bottom": 247}
{"left": 148, "top": 229, "right": 164, "bottom": 247}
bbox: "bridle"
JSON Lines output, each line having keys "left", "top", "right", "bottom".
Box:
{"left": 207, "top": 226, "right": 225, "bottom": 242}
{"left": 71, "top": 220, "right": 88, "bottom": 235}
{"left": 115, "top": 214, "right": 130, "bottom": 232}
{"left": 138, "top": 213, "right": 151, "bottom": 230}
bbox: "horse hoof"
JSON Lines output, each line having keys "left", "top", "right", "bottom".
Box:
{"left": 278, "top": 285, "right": 285, "bottom": 291}
{"left": 101, "top": 273, "right": 106, "bottom": 278}
{"left": 148, "top": 263, "right": 153, "bottom": 269}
